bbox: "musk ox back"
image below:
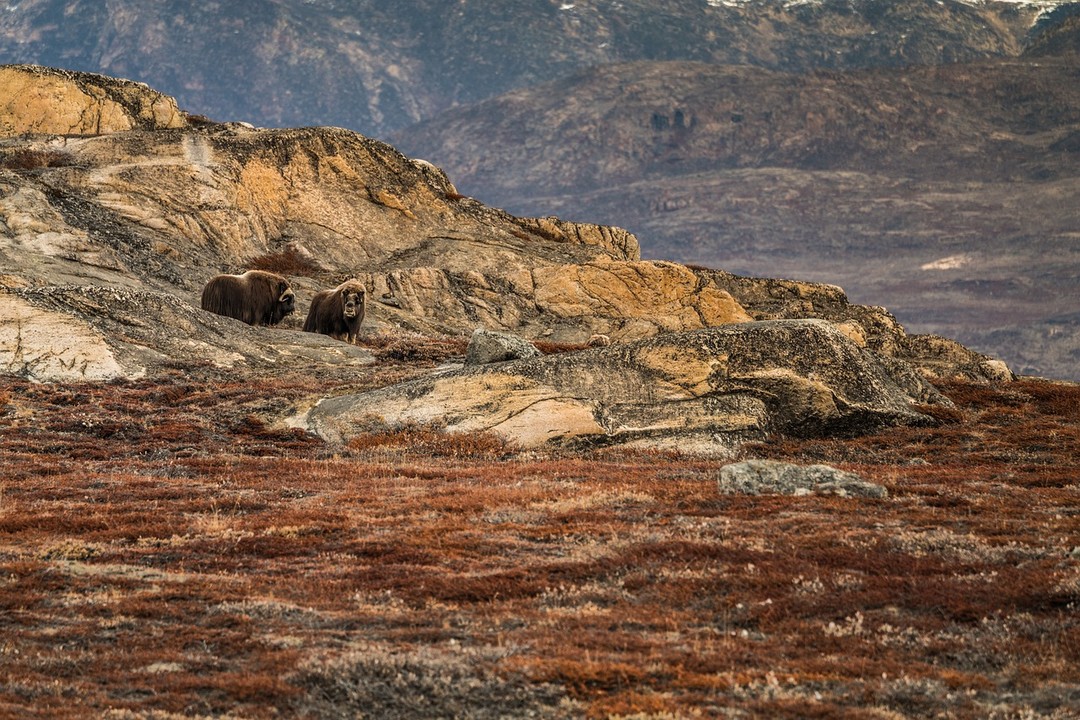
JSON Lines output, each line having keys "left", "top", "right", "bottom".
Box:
{"left": 200, "top": 270, "right": 296, "bottom": 326}
{"left": 303, "top": 279, "right": 367, "bottom": 343}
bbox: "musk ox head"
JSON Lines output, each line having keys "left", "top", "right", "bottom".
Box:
{"left": 269, "top": 278, "right": 296, "bottom": 324}
{"left": 201, "top": 270, "right": 296, "bottom": 326}
{"left": 303, "top": 278, "right": 367, "bottom": 343}
{"left": 340, "top": 283, "right": 365, "bottom": 320}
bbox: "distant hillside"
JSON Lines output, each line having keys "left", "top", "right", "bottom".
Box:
{"left": 390, "top": 56, "right": 1080, "bottom": 379}
{"left": 1025, "top": 4, "right": 1080, "bottom": 54}
{"left": 0, "top": 0, "right": 1069, "bottom": 136}
{"left": 392, "top": 60, "right": 1080, "bottom": 198}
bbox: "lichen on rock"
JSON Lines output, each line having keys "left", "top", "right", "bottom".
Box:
{"left": 717, "top": 460, "right": 888, "bottom": 498}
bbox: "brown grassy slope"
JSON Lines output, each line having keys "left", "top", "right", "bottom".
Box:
{"left": 0, "top": 360, "right": 1078, "bottom": 718}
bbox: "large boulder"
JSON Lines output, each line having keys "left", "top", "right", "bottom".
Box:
{"left": 296, "top": 319, "right": 948, "bottom": 455}
{"left": 717, "top": 460, "right": 888, "bottom": 498}
{"left": 464, "top": 329, "right": 540, "bottom": 365}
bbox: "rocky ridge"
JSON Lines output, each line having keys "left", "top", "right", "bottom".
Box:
{"left": 0, "top": 66, "right": 1009, "bottom": 452}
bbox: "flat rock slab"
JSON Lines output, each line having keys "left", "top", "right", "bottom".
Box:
{"left": 298, "top": 319, "right": 947, "bottom": 454}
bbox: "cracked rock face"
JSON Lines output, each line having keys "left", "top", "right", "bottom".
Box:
{"left": 0, "top": 65, "right": 188, "bottom": 136}
{"left": 297, "top": 319, "right": 946, "bottom": 455}
{"left": 365, "top": 260, "right": 753, "bottom": 342}
{"left": 1, "top": 292, "right": 127, "bottom": 381}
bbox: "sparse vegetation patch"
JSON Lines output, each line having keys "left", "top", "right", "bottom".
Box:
{"left": 0, "top": 375, "right": 1076, "bottom": 718}
{"left": 0, "top": 148, "right": 76, "bottom": 170}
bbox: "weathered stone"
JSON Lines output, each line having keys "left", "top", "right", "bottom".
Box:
{"left": 717, "top": 460, "right": 888, "bottom": 498}
{"left": 0, "top": 64, "right": 187, "bottom": 137}
{"left": 512, "top": 215, "right": 640, "bottom": 261}
{"left": 297, "top": 319, "right": 946, "bottom": 454}
{"left": 365, "top": 260, "right": 752, "bottom": 344}
{"left": 902, "top": 333, "right": 1018, "bottom": 383}
{"left": 1, "top": 293, "right": 127, "bottom": 381}
{"left": 464, "top": 329, "right": 540, "bottom": 366}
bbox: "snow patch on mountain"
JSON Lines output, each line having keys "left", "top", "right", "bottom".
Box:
{"left": 707, "top": 0, "right": 1068, "bottom": 8}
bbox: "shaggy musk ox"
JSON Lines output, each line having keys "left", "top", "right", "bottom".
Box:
{"left": 304, "top": 279, "right": 367, "bottom": 343}
{"left": 200, "top": 270, "right": 296, "bottom": 326}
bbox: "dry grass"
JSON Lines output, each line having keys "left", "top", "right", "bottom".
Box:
{"left": 0, "top": 373, "right": 1077, "bottom": 718}
{"left": 244, "top": 247, "right": 323, "bottom": 277}
{"left": 360, "top": 331, "right": 468, "bottom": 365}
{"left": 0, "top": 148, "right": 77, "bottom": 170}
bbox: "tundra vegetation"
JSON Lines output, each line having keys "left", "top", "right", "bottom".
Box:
{"left": 1, "top": 336, "right": 1077, "bottom": 718}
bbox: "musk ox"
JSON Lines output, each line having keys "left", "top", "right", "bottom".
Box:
{"left": 200, "top": 270, "right": 296, "bottom": 326}
{"left": 303, "top": 279, "right": 367, "bottom": 343}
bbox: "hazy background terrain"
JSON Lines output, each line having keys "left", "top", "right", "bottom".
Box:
{"left": 2, "top": 0, "right": 1078, "bottom": 378}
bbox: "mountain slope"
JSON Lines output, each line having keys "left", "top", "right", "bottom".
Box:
{"left": 0, "top": 0, "right": 1068, "bottom": 136}
{"left": 390, "top": 56, "right": 1080, "bottom": 379}
{"left": 393, "top": 59, "right": 1080, "bottom": 197}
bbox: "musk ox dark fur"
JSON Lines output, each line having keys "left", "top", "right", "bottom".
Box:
{"left": 200, "top": 270, "right": 296, "bottom": 326}
{"left": 303, "top": 279, "right": 367, "bottom": 343}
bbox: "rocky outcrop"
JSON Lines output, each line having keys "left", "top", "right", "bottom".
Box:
{"left": 0, "top": 65, "right": 187, "bottom": 137}
{"left": 0, "top": 116, "right": 653, "bottom": 370}
{"left": 1, "top": 122, "right": 635, "bottom": 291}
{"left": 366, "top": 260, "right": 753, "bottom": 343}
{"left": 0, "top": 66, "right": 1012, "bottom": 407}
{"left": 699, "top": 268, "right": 1016, "bottom": 383}
{"left": 297, "top": 319, "right": 947, "bottom": 455}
